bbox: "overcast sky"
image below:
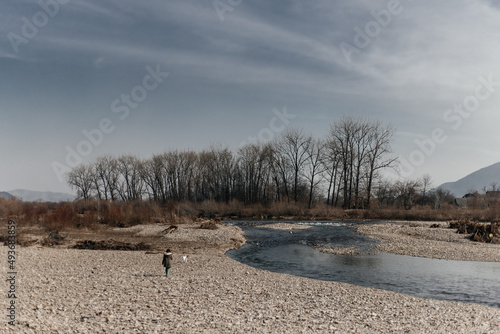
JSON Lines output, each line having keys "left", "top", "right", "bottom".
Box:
{"left": 2, "top": 0, "right": 500, "bottom": 194}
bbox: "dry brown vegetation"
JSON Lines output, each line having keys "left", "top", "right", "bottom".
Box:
{"left": 4, "top": 196, "right": 500, "bottom": 232}
{"left": 448, "top": 219, "right": 500, "bottom": 243}
{"left": 72, "top": 239, "right": 151, "bottom": 250}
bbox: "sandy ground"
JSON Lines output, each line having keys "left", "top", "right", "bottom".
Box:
{"left": 355, "top": 221, "right": 500, "bottom": 262}
{"left": 1, "top": 222, "right": 499, "bottom": 333}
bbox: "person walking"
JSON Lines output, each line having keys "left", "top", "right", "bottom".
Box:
{"left": 162, "top": 249, "right": 173, "bottom": 277}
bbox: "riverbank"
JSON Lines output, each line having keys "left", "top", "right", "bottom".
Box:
{"left": 1, "top": 247, "right": 499, "bottom": 333}
{"left": 355, "top": 221, "right": 500, "bottom": 262}
{"left": 1, "top": 222, "right": 499, "bottom": 333}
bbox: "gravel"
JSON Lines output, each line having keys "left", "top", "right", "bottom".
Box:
{"left": 355, "top": 221, "right": 500, "bottom": 262}
{"left": 315, "top": 245, "right": 368, "bottom": 256}
{"left": 259, "top": 223, "right": 312, "bottom": 230}
{"left": 1, "top": 222, "right": 499, "bottom": 333}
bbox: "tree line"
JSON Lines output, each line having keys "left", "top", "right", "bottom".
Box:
{"left": 67, "top": 116, "right": 399, "bottom": 209}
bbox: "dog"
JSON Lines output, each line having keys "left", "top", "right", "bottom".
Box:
{"left": 182, "top": 255, "right": 188, "bottom": 263}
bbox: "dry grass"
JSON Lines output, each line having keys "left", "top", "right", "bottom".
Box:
{"left": 4, "top": 196, "right": 500, "bottom": 235}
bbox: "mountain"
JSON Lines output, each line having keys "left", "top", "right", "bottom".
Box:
{"left": 0, "top": 191, "right": 13, "bottom": 200}
{"left": 438, "top": 162, "right": 500, "bottom": 197}
{"left": 7, "top": 189, "right": 76, "bottom": 202}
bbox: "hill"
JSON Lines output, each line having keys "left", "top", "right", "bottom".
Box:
{"left": 438, "top": 162, "right": 500, "bottom": 197}
{"left": 0, "top": 191, "right": 13, "bottom": 200}
{"left": 7, "top": 189, "right": 76, "bottom": 202}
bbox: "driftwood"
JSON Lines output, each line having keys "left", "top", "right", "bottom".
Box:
{"left": 449, "top": 219, "right": 500, "bottom": 243}
{"left": 73, "top": 239, "right": 151, "bottom": 250}
{"left": 200, "top": 219, "right": 222, "bottom": 230}
{"left": 162, "top": 225, "right": 178, "bottom": 234}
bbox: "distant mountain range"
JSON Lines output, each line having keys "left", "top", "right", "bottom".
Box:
{"left": 2, "top": 189, "right": 76, "bottom": 202}
{"left": 0, "top": 191, "right": 13, "bottom": 200}
{"left": 438, "top": 162, "right": 500, "bottom": 197}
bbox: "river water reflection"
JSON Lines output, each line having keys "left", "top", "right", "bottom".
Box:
{"left": 227, "top": 221, "right": 500, "bottom": 308}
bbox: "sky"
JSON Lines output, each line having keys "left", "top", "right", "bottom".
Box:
{"left": 2, "top": 0, "right": 500, "bottom": 194}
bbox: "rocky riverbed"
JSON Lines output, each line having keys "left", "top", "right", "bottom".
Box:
{"left": 259, "top": 223, "right": 312, "bottom": 230}
{"left": 355, "top": 221, "right": 500, "bottom": 262}
{"left": 1, "top": 222, "right": 499, "bottom": 333}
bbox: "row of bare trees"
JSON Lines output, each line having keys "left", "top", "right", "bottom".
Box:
{"left": 67, "top": 117, "right": 397, "bottom": 208}
{"left": 375, "top": 175, "right": 454, "bottom": 210}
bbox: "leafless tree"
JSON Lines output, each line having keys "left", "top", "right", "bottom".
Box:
{"left": 303, "top": 138, "right": 326, "bottom": 208}
{"left": 66, "top": 117, "right": 396, "bottom": 210}
{"left": 67, "top": 164, "right": 94, "bottom": 200}
{"left": 430, "top": 188, "right": 455, "bottom": 209}
{"left": 92, "top": 156, "right": 119, "bottom": 201}
{"left": 275, "top": 128, "right": 313, "bottom": 202}
{"left": 420, "top": 173, "right": 432, "bottom": 205}
{"left": 141, "top": 154, "right": 167, "bottom": 203}
{"left": 329, "top": 117, "right": 357, "bottom": 208}
{"left": 394, "top": 179, "right": 422, "bottom": 210}
{"left": 364, "top": 121, "right": 397, "bottom": 208}
{"left": 116, "top": 155, "right": 144, "bottom": 201}
{"left": 323, "top": 136, "right": 342, "bottom": 206}
{"left": 237, "top": 143, "right": 273, "bottom": 204}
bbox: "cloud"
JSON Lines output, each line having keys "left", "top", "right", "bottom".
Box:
{"left": 92, "top": 56, "right": 105, "bottom": 69}
{"left": 2, "top": 0, "right": 500, "bottom": 192}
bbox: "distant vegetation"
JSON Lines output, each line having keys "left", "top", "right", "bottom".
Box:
{"left": 3, "top": 116, "right": 500, "bottom": 232}
{"left": 67, "top": 117, "right": 397, "bottom": 209}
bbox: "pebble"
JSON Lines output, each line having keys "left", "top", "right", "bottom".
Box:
{"left": 1, "top": 223, "right": 498, "bottom": 333}
{"left": 355, "top": 221, "right": 500, "bottom": 262}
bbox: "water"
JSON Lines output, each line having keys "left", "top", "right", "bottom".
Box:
{"left": 227, "top": 221, "right": 500, "bottom": 308}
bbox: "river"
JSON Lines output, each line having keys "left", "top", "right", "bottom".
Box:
{"left": 227, "top": 221, "right": 500, "bottom": 308}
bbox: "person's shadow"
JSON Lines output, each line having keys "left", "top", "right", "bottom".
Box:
{"left": 132, "top": 274, "right": 163, "bottom": 277}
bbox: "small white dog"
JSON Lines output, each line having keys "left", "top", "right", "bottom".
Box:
{"left": 182, "top": 255, "right": 188, "bottom": 263}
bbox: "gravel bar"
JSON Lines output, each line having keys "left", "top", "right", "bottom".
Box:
{"left": 259, "top": 223, "right": 313, "bottom": 230}
{"left": 355, "top": 221, "right": 500, "bottom": 262}
{"left": 1, "top": 223, "right": 499, "bottom": 333}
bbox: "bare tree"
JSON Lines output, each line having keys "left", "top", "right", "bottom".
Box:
{"left": 329, "top": 117, "right": 357, "bottom": 208}
{"left": 238, "top": 143, "right": 273, "bottom": 204}
{"left": 323, "top": 137, "right": 342, "bottom": 206}
{"left": 394, "top": 179, "right": 422, "bottom": 210}
{"left": 271, "top": 144, "right": 292, "bottom": 202}
{"left": 141, "top": 154, "right": 167, "bottom": 203}
{"left": 365, "top": 121, "right": 397, "bottom": 208}
{"left": 67, "top": 164, "right": 94, "bottom": 200}
{"left": 420, "top": 173, "right": 432, "bottom": 206}
{"left": 303, "top": 138, "right": 326, "bottom": 208}
{"left": 275, "top": 128, "right": 313, "bottom": 202}
{"left": 352, "top": 120, "right": 372, "bottom": 208}
{"left": 66, "top": 117, "right": 396, "bottom": 210}
{"left": 431, "top": 188, "right": 454, "bottom": 209}
{"left": 374, "top": 178, "right": 397, "bottom": 206}
{"left": 92, "top": 156, "right": 120, "bottom": 201}
{"left": 117, "top": 155, "right": 144, "bottom": 201}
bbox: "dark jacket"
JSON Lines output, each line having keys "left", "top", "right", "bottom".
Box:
{"left": 162, "top": 252, "right": 173, "bottom": 268}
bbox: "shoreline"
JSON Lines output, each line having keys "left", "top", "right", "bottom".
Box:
{"left": 1, "top": 222, "right": 499, "bottom": 332}
{"left": 354, "top": 221, "right": 500, "bottom": 262}
{"left": 2, "top": 246, "right": 499, "bottom": 333}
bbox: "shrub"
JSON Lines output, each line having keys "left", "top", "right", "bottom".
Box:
{"left": 98, "top": 202, "right": 124, "bottom": 226}
{"left": 44, "top": 203, "right": 77, "bottom": 230}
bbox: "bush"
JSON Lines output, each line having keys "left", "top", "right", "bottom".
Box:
{"left": 45, "top": 203, "right": 77, "bottom": 230}
{"left": 98, "top": 202, "right": 124, "bottom": 226}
